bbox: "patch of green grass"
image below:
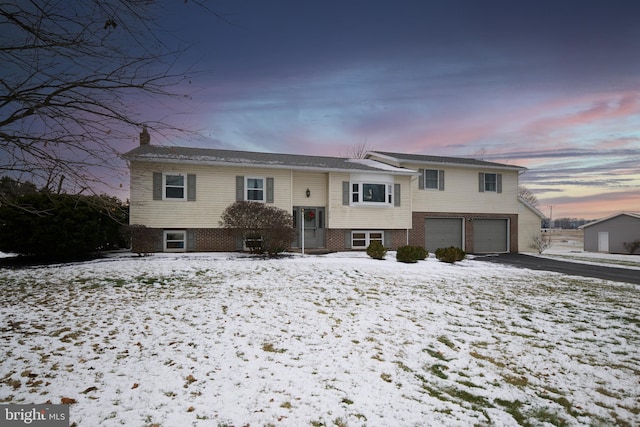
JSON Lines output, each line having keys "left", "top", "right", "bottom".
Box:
{"left": 437, "top": 335, "right": 456, "bottom": 349}
{"left": 457, "top": 380, "right": 481, "bottom": 388}
{"left": 503, "top": 374, "right": 528, "bottom": 387}
{"left": 595, "top": 387, "right": 619, "bottom": 398}
{"left": 469, "top": 351, "right": 505, "bottom": 368}
{"left": 380, "top": 373, "right": 392, "bottom": 383}
{"left": 430, "top": 364, "right": 449, "bottom": 379}
{"left": 528, "top": 406, "right": 567, "bottom": 426}
{"left": 424, "top": 348, "right": 449, "bottom": 361}
{"left": 332, "top": 418, "right": 347, "bottom": 427}
{"left": 444, "top": 387, "right": 492, "bottom": 409}
{"left": 394, "top": 360, "right": 412, "bottom": 372}
{"left": 104, "top": 278, "right": 126, "bottom": 287}
{"left": 494, "top": 399, "right": 528, "bottom": 425}
{"left": 262, "top": 342, "right": 286, "bottom": 353}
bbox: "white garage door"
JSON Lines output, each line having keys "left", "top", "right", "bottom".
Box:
{"left": 473, "top": 219, "right": 508, "bottom": 253}
{"left": 425, "top": 218, "right": 463, "bottom": 252}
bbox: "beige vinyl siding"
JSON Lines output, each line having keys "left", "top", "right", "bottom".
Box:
{"left": 292, "top": 172, "right": 327, "bottom": 206}
{"left": 327, "top": 173, "right": 412, "bottom": 229}
{"left": 412, "top": 166, "right": 520, "bottom": 214}
{"left": 130, "top": 162, "right": 293, "bottom": 228}
{"left": 518, "top": 202, "right": 543, "bottom": 252}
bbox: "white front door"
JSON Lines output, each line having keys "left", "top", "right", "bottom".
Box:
{"left": 598, "top": 232, "right": 609, "bottom": 252}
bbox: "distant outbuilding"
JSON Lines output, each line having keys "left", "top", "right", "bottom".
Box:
{"left": 579, "top": 212, "right": 640, "bottom": 254}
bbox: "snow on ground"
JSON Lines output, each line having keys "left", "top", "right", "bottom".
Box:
{"left": 523, "top": 230, "right": 640, "bottom": 270}
{"left": 1, "top": 252, "right": 638, "bottom": 426}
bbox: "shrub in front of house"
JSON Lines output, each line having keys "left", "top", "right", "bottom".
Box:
{"left": 435, "top": 246, "right": 466, "bottom": 264}
{"left": 396, "top": 245, "right": 428, "bottom": 263}
{"left": 366, "top": 241, "right": 387, "bottom": 260}
{"left": 128, "top": 224, "right": 159, "bottom": 256}
{"left": 220, "top": 201, "right": 296, "bottom": 257}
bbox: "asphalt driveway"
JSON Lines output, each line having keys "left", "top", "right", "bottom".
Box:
{"left": 474, "top": 253, "right": 640, "bottom": 285}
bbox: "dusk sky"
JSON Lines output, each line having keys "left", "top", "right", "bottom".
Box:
{"left": 139, "top": 0, "right": 640, "bottom": 220}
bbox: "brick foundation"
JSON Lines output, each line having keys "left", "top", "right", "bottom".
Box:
{"left": 192, "top": 228, "right": 237, "bottom": 251}
{"left": 133, "top": 219, "right": 517, "bottom": 254}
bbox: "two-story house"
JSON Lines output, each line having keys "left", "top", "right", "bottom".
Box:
{"left": 365, "top": 152, "right": 526, "bottom": 253}
{"left": 124, "top": 128, "right": 530, "bottom": 253}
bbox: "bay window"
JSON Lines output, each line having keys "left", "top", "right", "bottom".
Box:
{"left": 351, "top": 182, "right": 393, "bottom": 205}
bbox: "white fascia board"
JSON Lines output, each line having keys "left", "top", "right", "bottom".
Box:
{"left": 128, "top": 155, "right": 416, "bottom": 175}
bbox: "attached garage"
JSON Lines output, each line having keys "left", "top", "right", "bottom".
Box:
{"left": 473, "top": 219, "right": 509, "bottom": 253}
{"left": 425, "top": 218, "right": 463, "bottom": 252}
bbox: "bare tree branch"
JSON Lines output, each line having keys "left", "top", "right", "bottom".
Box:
{"left": 0, "top": 0, "right": 201, "bottom": 202}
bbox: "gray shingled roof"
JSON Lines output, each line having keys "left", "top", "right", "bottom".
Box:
{"left": 123, "top": 145, "right": 416, "bottom": 174}
{"left": 368, "top": 151, "right": 526, "bottom": 171}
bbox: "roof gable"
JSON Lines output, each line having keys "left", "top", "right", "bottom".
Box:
{"left": 579, "top": 212, "right": 640, "bottom": 229}
{"left": 518, "top": 197, "right": 546, "bottom": 218}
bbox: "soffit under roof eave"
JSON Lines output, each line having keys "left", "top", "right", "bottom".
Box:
{"left": 127, "top": 156, "right": 417, "bottom": 175}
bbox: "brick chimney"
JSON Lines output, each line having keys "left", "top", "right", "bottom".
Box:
{"left": 139, "top": 125, "right": 150, "bottom": 145}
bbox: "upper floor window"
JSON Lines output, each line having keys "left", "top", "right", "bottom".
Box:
{"left": 479, "top": 172, "right": 502, "bottom": 193}
{"left": 246, "top": 177, "right": 265, "bottom": 202}
{"left": 418, "top": 169, "right": 444, "bottom": 191}
{"left": 352, "top": 182, "right": 392, "bottom": 205}
{"left": 164, "top": 173, "right": 186, "bottom": 200}
{"left": 152, "top": 172, "right": 195, "bottom": 201}
{"left": 484, "top": 173, "right": 497, "bottom": 192}
{"left": 425, "top": 169, "right": 439, "bottom": 189}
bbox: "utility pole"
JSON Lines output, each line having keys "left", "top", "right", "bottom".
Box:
{"left": 549, "top": 205, "right": 554, "bottom": 228}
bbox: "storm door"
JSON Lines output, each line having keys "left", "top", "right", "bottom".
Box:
{"left": 294, "top": 207, "right": 325, "bottom": 249}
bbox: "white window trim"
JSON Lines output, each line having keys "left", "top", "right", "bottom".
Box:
{"left": 351, "top": 230, "right": 384, "bottom": 249}
{"left": 245, "top": 176, "right": 266, "bottom": 202}
{"left": 424, "top": 169, "right": 440, "bottom": 190}
{"left": 163, "top": 172, "right": 187, "bottom": 201}
{"left": 164, "top": 230, "right": 186, "bottom": 252}
{"left": 484, "top": 173, "right": 498, "bottom": 192}
{"left": 350, "top": 182, "right": 393, "bottom": 206}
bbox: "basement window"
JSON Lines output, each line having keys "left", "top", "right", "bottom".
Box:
{"left": 352, "top": 231, "right": 383, "bottom": 249}
{"left": 164, "top": 230, "right": 186, "bottom": 252}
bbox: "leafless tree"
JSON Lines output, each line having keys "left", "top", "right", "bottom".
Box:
{"left": 518, "top": 185, "right": 538, "bottom": 206}
{"left": 343, "top": 139, "right": 371, "bottom": 159}
{"left": 530, "top": 234, "right": 552, "bottom": 254}
{"left": 1, "top": 0, "right": 197, "bottom": 205}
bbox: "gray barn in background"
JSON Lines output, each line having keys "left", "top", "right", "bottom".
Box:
{"left": 580, "top": 212, "right": 640, "bottom": 254}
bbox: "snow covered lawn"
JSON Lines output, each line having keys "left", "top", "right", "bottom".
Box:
{"left": 1, "top": 252, "right": 638, "bottom": 426}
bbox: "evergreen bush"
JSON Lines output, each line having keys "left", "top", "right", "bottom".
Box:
{"left": 0, "top": 192, "right": 128, "bottom": 260}
{"left": 396, "top": 245, "right": 428, "bottom": 263}
{"left": 435, "top": 246, "right": 466, "bottom": 263}
{"left": 366, "top": 241, "right": 387, "bottom": 260}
